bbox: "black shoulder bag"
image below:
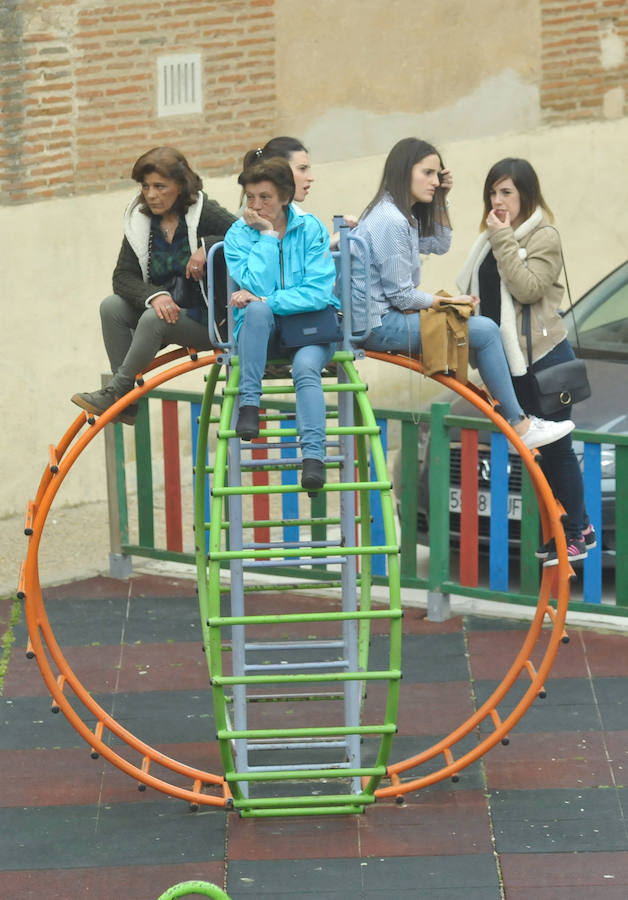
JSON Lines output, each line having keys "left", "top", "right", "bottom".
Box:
{"left": 521, "top": 254, "right": 591, "bottom": 416}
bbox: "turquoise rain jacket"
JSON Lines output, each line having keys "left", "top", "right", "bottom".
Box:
{"left": 223, "top": 205, "right": 340, "bottom": 340}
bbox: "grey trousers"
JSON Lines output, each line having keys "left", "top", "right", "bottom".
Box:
{"left": 100, "top": 294, "right": 213, "bottom": 393}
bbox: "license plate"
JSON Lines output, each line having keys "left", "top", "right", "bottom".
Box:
{"left": 449, "top": 487, "right": 522, "bottom": 521}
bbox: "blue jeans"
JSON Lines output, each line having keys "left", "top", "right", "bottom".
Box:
{"left": 236, "top": 301, "right": 335, "bottom": 461}
{"left": 364, "top": 310, "right": 526, "bottom": 423}
{"left": 513, "top": 338, "right": 586, "bottom": 537}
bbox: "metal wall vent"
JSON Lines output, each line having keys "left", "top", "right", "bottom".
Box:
{"left": 157, "top": 53, "right": 202, "bottom": 117}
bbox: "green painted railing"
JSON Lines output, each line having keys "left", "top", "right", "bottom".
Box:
{"left": 108, "top": 387, "right": 626, "bottom": 613}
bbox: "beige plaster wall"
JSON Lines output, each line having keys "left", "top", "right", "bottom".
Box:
{"left": 275, "top": 0, "right": 541, "bottom": 161}
{"left": 2, "top": 118, "right": 627, "bottom": 523}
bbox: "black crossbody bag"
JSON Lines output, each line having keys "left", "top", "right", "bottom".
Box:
{"left": 521, "top": 251, "right": 591, "bottom": 415}
{"left": 277, "top": 305, "right": 342, "bottom": 352}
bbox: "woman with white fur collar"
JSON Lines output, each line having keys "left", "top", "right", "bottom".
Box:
{"left": 457, "top": 157, "right": 594, "bottom": 567}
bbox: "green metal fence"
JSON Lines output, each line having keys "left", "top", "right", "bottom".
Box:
{"left": 107, "top": 386, "right": 626, "bottom": 614}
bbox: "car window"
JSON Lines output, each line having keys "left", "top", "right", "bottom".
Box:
{"left": 566, "top": 263, "right": 628, "bottom": 360}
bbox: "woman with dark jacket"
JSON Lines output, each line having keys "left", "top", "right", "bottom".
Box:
{"left": 457, "top": 157, "right": 595, "bottom": 565}
{"left": 72, "top": 146, "right": 235, "bottom": 424}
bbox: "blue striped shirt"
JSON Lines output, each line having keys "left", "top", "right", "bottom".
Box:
{"left": 350, "top": 194, "right": 452, "bottom": 332}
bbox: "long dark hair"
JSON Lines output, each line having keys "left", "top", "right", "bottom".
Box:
{"left": 362, "top": 137, "right": 445, "bottom": 235}
{"left": 242, "top": 136, "right": 307, "bottom": 170}
{"left": 238, "top": 157, "right": 296, "bottom": 210}
{"left": 131, "top": 146, "right": 202, "bottom": 215}
{"left": 481, "top": 158, "right": 553, "bottom": 230}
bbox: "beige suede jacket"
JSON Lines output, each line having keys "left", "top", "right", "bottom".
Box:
{"left": 488, "top": 215, "right": 567, "bottom": 364}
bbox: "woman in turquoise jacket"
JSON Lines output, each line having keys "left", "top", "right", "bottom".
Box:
{"left": 223, "top": 156, "right": 340, "bottom": 491}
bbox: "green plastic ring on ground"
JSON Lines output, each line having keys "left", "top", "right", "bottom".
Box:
{"left": 156, "top": 881, "right": 232, "bottom": 900}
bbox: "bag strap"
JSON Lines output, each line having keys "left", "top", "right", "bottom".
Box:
{"left": 559, "top": 245, "right": 583, "bottom": 354}
{"left": 521, "top": 305, "right": 534, "bottom": 367}
{"left": 545, "top": 225, "right": 582, "bottom": 353}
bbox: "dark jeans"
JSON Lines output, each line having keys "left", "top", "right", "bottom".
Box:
{"left": 513, "top": 338, "right": 587, "bottom": 537}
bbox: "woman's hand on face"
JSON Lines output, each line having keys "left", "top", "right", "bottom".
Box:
{"left": 150, "top": 292, "right": 180, "bottom": 324}
{"left": 230, "top": 288, "right": 263, "bottom": 308}
{"left": 439, "top": 168, "right": 453, "bottom": 194}
{"left": 186, "top": 247, "right": 207, "bottom": 281}
{"left": 242, "top": 208, "right": 275, "bottom": 232}
{"left": 486, "top": 208, "right": 510, "bottom": 232}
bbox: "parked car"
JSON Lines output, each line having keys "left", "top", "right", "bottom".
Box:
{"left": 394, "top": 260, "right": 628, "bottom": 567}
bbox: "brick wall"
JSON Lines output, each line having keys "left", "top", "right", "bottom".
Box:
{"left": 541, "top": 0, "right": 628, "bottom": 124}
{"left": 0, "top": 0, "right": 276, "bottom": 204}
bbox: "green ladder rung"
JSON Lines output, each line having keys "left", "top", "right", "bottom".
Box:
{"left": 217, "top": 724, "right": 397, "bottom": 740}
{"left": 226, "top": 766, "right": 386, "bottom": 783}
{"left": 239, "top": 515, "right": 349, "bottom": 528}
{"left": 224, "top": 382, "right": 367, "bottom": 396}
{"left": 201, "top": 462, "right": 342, "bottom": 478}
{"left": 234, "top": 793, "right": 376, "bottom": 811}
{"left": 212, "top": 670, "right": 401, "bottom": 686}
{"left": 217, "top": 425, "right": 380, "bottom": 439}
{"left": 239, "top": 805, "right": 367, "bottom": 818}
{"left": 208, "top": 609, "right": 402, "bottom": 626}
{"left": 210, "top": 480, "right": 391, "bottom": 497}
{"left": 207, "top": 543, "right": 397, "bottom": 561}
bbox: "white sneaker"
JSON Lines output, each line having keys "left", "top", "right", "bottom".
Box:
{"left": 518, "top": 415, "right": 575, "bottom": 450}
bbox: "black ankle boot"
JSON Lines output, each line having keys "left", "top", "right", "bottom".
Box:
{"left": 235, "top": 405, "right": 259, "bottom": 440}
{"left": 301, "top": 458, "right": 325, "bottom": 492}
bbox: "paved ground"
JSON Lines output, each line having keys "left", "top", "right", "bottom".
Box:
{"left": 2, "top": 571, "right": 628, "bottom": 899}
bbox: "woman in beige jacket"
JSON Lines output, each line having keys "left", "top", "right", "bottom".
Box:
{"left": 457, "top": 158, "right": 595, "bottom": 566}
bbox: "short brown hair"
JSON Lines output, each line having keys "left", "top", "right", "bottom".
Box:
{"left": 237, "top": 156, "right": 295, "bottom": 207}
{"left": 131, "top": 146, "right": 203, "bottom": 215}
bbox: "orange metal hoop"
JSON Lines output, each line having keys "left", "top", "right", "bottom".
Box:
{"left": 19, "top": 350, "right": 572, "bottom": 807}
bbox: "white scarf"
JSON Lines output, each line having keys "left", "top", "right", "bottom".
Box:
{"left": 456, "top": 206, "right": 544, "bottom": 376}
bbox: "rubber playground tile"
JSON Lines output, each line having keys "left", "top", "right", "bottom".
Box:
{"left": 0, "top": 747, "right": 108, "bottom": 807}
{"left": 466, "top": 629, "right": 588, "bottom": 681}
{"left": 358, "top": 733, "right": 486, "bottom": 796}
{"left": 483, "top": 730, "right": 614, "bottom": 789}
{"left": 577, "top": 630, "right": 628, "bottom": 677}
{"left": 42, "top": 575, "right": 135, "bottom": 602}
{"left": 357, "top": 853, "right": 500, "bottom": 894}
{"left": 474, "top": 677, "right": 601, "bottom": 734}
{"left": 1, "top": 695, "right": 90, "bottom": 750}
{"left": 122, "top": 594, "right": 204, "bottom": 645}
{"left": 504, "top": 887, "right": 628, "bottom": 900}
{"left": 1, "top": 862, "right": 227, "bottom": 900}
{"left": 500, "top": 850, "right": 628, "bottom": 888}
{"left": 0, "top": 799, "right": 226, "bottom": 871}
{"left": 371, "top": 681, "right": 476, "bottom": 736}
{"left": 357, "top": 790, "right": 492, "bottom": 857}
{"left": 603, "top": 730, "right": 628, "bottom": 782}
{"left": 226, "top": 811, "right": 359, "bottom": 860}
{"left": 590, "top": 677, "right": 628, "bottom": 731}
{"left": 227, "top": 854, "right": 501, "bottom": 896}
{"left": 489, "top": 786, "right": 628, "bottom": 853}
{"left": 369, "top": 633, "right": 470, "bottom": 684}
{"left": 128, "top": 574, "right": 200, "bottom": 599}
{"left": 3, "top": 643, "right": 123, "bottom": 697}
{"left": 396, "top": 610, "right": 465, "bottom": 636}
{"left": 12, "top": 595, "right": 129, "bottom": 648}
{"left": 113, "top": 642, "right": 210, "bottom": 694}
{"left": 0, "top": 863, "right": 221, "bottom": 900}
{"left": 226, "top": 856, "right": 365, "bottom": 895}
{"left": 94, "top": 690, "right": 216, "bottom": 747}
{"left": 463, "top": 615, "right": 529, "bottom": 633}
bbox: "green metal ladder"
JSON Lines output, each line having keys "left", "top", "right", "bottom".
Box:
{"left": 194, "top": 236, "right": 401, "bottom": 817}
